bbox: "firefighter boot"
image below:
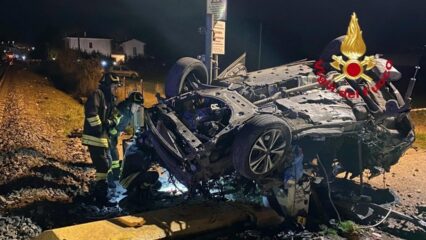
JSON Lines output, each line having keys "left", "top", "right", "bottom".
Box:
{"left": 93, "top": 181, "right": 117, "bottom": 207}
{"left": 107, "top": 171, "right": 117, "bottom": 189}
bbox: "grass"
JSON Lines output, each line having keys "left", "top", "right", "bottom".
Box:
{"left": 337, "top": 221, "right": 359, "bottom": 234}
{"left": 13, "top": 68, "right": 84, "bottom": 137}
{"left": 29, "top": 77, "right": 84, "bottom": 136}
{"left": 39, "top": 94, "right": 83, "bottom": 136}
{"left": 411, "top": 111, "right": 426, "bottom": 149}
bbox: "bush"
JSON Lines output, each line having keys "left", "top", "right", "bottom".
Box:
{"left": 43, "top": 49, "right": 103, "bottom": 98}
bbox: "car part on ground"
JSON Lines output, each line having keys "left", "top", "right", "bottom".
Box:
{"left": 35, "top": 201, "right": 283, "bottom": 240}
{"left": 329, "top": 180, "right": 426, "bottom": 232}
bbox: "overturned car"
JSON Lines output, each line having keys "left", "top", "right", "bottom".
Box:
{"left": 146, "top": 53, "right": 414, "bottom": 194}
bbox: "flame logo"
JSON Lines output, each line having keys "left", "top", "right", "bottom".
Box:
{"left": 341, "top": 13, "right": 366, "bottom": 60}
{"left": 330, "top": 12, "right": 375, "bottom": 82}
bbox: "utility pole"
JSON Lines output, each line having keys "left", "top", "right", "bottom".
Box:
{"left": 206, "top": 0, "right": 227, "bottom": 84}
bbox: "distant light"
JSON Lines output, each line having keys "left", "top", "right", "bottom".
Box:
{"left": 15, "top": 54, "right": 20, "bottom": 59}
{"left": 52, "top": 57, "right": 56, "bottom": 61}
{"left": 22, "top": 55, "right": 26, "bottom": 61}
{"left": 113, "top": 61, "right": 117, "bottom": 66}
{"left": 3, "top": 50, "right": 5, "bottom": 53}
{"left": 31, "top": 47, "right": 35, "bottom": 51}
{"left": 101, "top": 60, "right": 108, "bottom": 67}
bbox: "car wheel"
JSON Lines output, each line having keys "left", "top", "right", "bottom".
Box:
{"left": 232, "top": 115, "right": 292, "bottom": 180}
{"left": 165, "top": 57, "right": 208, "bottom": 98}
{"left": 319, "top": 36, "right": 344, "bottom": 60}
{"left": 319, "top": 36, "right": 344, "bottom": 71}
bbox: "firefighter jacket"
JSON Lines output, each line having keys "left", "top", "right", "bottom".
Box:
{"left": 82, "top": 88, "right": 115, "bottom": 148}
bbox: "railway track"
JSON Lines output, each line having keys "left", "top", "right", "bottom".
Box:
{"left": 0, "top": 65, "right": 9, "bottom": 123}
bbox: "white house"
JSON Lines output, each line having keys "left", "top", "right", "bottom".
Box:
{"left": 64, "top": 37, "right": 112, "bottom": 56}
{"left": 120, "top": 39, "right": 146, "bottom": 58}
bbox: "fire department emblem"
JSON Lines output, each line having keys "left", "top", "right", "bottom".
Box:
{"left": 330, "top": 13, "right": 376, "bottom": 82}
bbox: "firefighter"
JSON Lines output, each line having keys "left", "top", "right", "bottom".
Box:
{"left": 108, "top": 91, "right": 144, "bottom": 181}
{"left": 119, "top": 128, "right": 161, "bottom": 204}
{"left": 82, "top": 73, "right": 121, "bottom": 206}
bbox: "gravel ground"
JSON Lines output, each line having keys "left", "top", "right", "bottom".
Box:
{"left": 0, "top": 215, "right": 42, "bottom": 240}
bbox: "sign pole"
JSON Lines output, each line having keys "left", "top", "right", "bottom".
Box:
{"left": 206, "top": 0, "right": 227, "bottom": 83}
{"left": 213, "top": 54, "right": 218, "bottom": 80}
{"left": 205, "top": 13, "right": 213, "bottom": 84}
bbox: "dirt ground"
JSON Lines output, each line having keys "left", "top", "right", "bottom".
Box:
{"left": 366, "top": 147, "right": 426, "bottom": 238}
{"left": 369, "top": 148, "right": 426, "bottom": 215}
{"left": 0, "top": 65, "right": 425, "bottom": 239}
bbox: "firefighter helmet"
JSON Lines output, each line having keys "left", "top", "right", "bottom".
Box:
{"left": 127, "top": 91, "right": 144, "bottom": 105}
{"left": 100, "top": 73, "right": 121, "bottom": 86}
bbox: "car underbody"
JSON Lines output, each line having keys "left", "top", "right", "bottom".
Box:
{"left": 145, "top": 55, "right": 415, "bottom": 193}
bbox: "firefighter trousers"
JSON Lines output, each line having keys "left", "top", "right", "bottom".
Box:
{"left": 88, "top": 146, "right": 112, "bottom": 181}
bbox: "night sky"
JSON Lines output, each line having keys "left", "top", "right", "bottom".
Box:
{"left": 1, "top": 0, "right": 425, "bottom": 70}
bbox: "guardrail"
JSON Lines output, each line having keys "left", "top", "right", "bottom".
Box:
{"left": 0, "top": 64, "right": 7, "bottom": 90}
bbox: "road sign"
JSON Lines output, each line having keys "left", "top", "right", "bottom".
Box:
{"left": 212, "top": 21, "right": 226, "bottom": 55}
{"left": 207, "top": 0, "right": 227, "bottom": 21}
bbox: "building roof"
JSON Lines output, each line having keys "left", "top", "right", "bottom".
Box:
{"left": 64, "top": 36, "right": 112, "bottom": 41}
{"left": 120, "top": 38, "right": 146, "bottom": 45}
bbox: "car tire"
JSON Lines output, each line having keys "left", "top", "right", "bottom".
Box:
{"left": 319, "top": 36, "right": 344, "bottom": 71}
{"left": 165, "top": 57, "right": 208, "bottom": 98}
{"left": 319, "top": 36, "right": 344, "bottom": 61}
{"left": 232, "top": 115, "right": 292, "bottom": 180}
